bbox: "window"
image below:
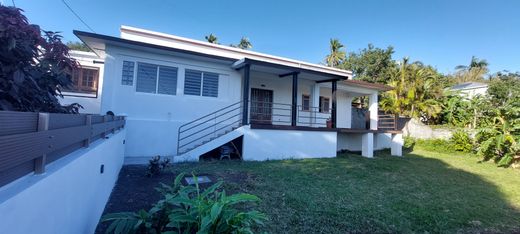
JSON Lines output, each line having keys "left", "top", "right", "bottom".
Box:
{"left": 319, "top": 96, "right": 330, "bottom": 113}
{"left": 184, "top": 69, "right": 219, "bottom": 97}
{"left": 136, "top": 62, "right": 178, "bottom": 95}
{"left": 64, "top": 67, "right": 99, "bottom": 95}
{"left": 302, "top": 94, "right": 310, "bottom": 111}
{"left": 121, "top": 61, "right": 134, "bottom": 85}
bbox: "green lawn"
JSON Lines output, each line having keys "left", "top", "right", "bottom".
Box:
{"left": 172, "top": 147, "right": 520, "bottom": 233}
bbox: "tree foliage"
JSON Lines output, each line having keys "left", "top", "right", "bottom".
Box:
{"left": 0, "top": 5, "right": 80, "bottom": 113}
{"left": 451, "top": 56, "right": 489, "bottom": 83}
{"left": 66, "top": 41, "right": 91, "bottom": 52}
{"left": 380, "top": 58, "right": 443, "bottom": 120}
{"left": 324, "top": 39, "right": 346, "bottom": 68}
{"left": 341, "top": 44, "right": 395, "bottom": 83}
{"left": 205, "top": 33, "right": 218, "bottom": 44}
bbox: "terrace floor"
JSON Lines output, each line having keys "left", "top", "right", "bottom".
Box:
{"left": 96, "top": 147, "right": 520, "bottom": 233}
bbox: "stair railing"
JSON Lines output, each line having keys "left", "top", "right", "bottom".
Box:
{"left": 177, "top": 101, "right": 243, "bottom": 155}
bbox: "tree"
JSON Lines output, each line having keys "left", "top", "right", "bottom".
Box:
{"left": 237, "top": 37, "right": 252, "bottom": 50}
{"left": 324, "top": 38, "right": 346, "bottom": 68}
{"left": 230, "top": 37, "right": 252, "bottom": 50}
{"left": 452, "top": 56, "right": 489, "bottom": 83}
{"left": 487, "top": 71, "right": 520, "bottom": 106}
{"left": 66, "top": 41, "right": 91, "bottom": 52}
{"left": 380, "top": 58, "right": 443, "bottom": 120}
{"left": 204, "top": 33, "right": 218, "bottom": 44}
{"left": 341, "top": 44, "right": 395, "bottom": 83}
{"left": 0, "top": 5, "right": 80, "bottom": 113}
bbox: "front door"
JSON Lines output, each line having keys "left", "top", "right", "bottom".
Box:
{"left": 250, "top": 88, "right": 273, "bottom": 124}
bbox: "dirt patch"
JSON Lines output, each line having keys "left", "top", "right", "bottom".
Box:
{"left": 95, "top": 165, "right": 253, "bottom": 233}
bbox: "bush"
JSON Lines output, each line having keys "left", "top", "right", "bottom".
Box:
{"left": 403, "top": 136, "right": 416, "bottom": 149}
{"left": 102, "top": 173, "right": 267, "bottom": 234}
{"left": 451, "top": 130, "right": 473, "bottom": 152}
{"left": 146, "top": 156, "right": 171, "bottom": 177}
{"left": 415, "top": 138, "right": 455, "bottom": 153}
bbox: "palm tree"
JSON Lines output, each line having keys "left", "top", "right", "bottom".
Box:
{"left": 324, "top": 39, "right": 346, "bottom": 68}
{"left": 454, "top": 56, "right": 489, "bottom": 83}
{"left": 237, "top": 37, "right": 252, "bottom": 50}
{"left": 204, "top": 34, "right": 218, "bottom": 44}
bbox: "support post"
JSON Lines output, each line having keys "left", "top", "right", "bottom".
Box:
{"left": 391, "top": 133, "right": 403, "bottom": 156}
{"left": 345, "top": 96, "right": 353, "bottom": 129}
{"left": 84, "top": 115, "right": 92, "bottom": 147}
{"left": 35, "top": 113, "right": 49, "bottom": 174}
{"left": 369, "top": 92, "right": 378, "bottom": 130}
{"left": 291, "top": 72, "right": 298, "bottom": 126}
{"left": 311, "top": 84, "right": 320, "bottom": 127}
{"left": 361, "top": 132, "right": 374, "bottom": 158}
{"left": 242, "top": 64, "right": 250, "bottom": 125}
{"left": 102, "top": 115, "right": 108, "bottom": 138}
{"left": 331, "top": 81, "right": 337, "bottom": 128}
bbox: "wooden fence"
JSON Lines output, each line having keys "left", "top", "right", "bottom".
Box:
{"left": 0, "top": 111, "right": 125, "bottom": 187}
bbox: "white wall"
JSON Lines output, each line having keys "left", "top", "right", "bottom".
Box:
{"left": 0, "top": 130, "right": 126, "bottom": 234}
{"left": 60, "top": 50, "right": 104, "bottom": 114}
{"left": 242, "top": 127, "right": 337, "bottom": 160}
{"left": 102, "top": 45, "right": 242, "bottom": 157}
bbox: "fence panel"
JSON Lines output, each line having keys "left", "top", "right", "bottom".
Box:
{"left": 0, "top": 111, "right": 125, "bottom": 187}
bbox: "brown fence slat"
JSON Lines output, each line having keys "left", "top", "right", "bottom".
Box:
{"left": 48, "top": 113, "right": 87, "bottom": 130}
{"left": 0, "top": 111, "right": 38, "bottom": 136}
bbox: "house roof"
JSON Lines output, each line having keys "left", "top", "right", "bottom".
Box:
{"left": 74, "top": 26, "right": 391, "bottom": 92}
{"left": 340, "top": 79, "right": 393, "bottom": 91}
{"left": 450, "top": 82, "right": 488, "bottom": 90}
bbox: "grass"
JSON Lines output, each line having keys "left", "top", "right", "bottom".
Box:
{"left": 171, "top": 147, "right": 520, "bottom": 233}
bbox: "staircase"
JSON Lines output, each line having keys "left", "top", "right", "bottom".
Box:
{"left": 176, "top": 101, "right": 244, "bottom": 161}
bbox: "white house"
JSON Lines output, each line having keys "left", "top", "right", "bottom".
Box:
{"left": 61, "top": 50, "right": 105, "bottom": 114}
{"left": 70, "top": 25, "right": 403, "bottom": 163}
{"left": 449, "top": 82, "right": 488, "bottom": 99}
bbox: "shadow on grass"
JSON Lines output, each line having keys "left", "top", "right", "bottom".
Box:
{"left": 97, "top": 152, "right": 520, "bottom": 233}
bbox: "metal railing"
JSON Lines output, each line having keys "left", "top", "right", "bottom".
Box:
{"left": 297, "top": 106, "right": 331, "bottom": 127}
{"left": 250, "top": 101, "right": 292, "bottom": 125}
{"left": 0, "top": 111, "right": 126, "bottom": 187}
{"left": 177, "top": 101, "right": 244, "bottom": 155}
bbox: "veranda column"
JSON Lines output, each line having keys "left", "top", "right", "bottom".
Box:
{"left": 345, "top": 96, "right": 353, "bottom": 129}
{"left": 369, "top": 92, "right": 378, "bottom": 130}
{"left": 311, "top": 84, "right": 320, "bottom": 127}
{"left": 331, "top": 81, "right": 337, "bottom": 128}
{"left": 242, "top": 64, "right": 250, "bottom": 125}
{"left": 291, "top": 73, "right": 298, "bottom": 126}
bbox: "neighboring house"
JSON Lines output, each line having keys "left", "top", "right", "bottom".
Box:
{"left": 73, "top": 25, "right": 403, "bottom": 163}
{"left": 449, "top": 82, "right": 488, "bottom": 99}
{"left": 61, "top": 50, "right": 104, "bottom": 114}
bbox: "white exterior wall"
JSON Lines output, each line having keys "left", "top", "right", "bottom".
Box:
{"left": 102, "top": 45, "right": 242, "bottom": 158}
{"left": 337, "top": 132, "right": 393, "bottom": 152}
{"left": 0, "top": 130, "right": 125, "bottom": 234}
{"left": 242, "top": 127, "right": 337, "bottom": 160}
{"left": 60, "top": 51, "right": 104, "bottom": 114}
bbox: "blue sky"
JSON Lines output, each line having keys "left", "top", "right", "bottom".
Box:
{"left": 8, "top": 0, "right": 520, "bottom": 74}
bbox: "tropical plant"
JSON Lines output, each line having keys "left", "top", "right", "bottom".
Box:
{"left": 439, "top": 94, "right": 471, "bottom": 127}
{"left": 0, "top": 5, "right": 81, "bottom": 113}
{"left": 102, "top": 173, "right": 267, "bottom": 234}
{"left": 236, "top": 37, "right": 252, "bottom": 50}
{"left": 205, "top": 34, "right": 219, "bottom": 44}
{"left": 452, "top": 56, "right": 489, "bottom": 83}
{"left": 324, "top": 38, "right": 346, "bottom": 68}
{"left": 341, "top": 44, "right": 395, "bottom": 83}
{"left": 380, "top": 58, "right": 443, "bottom": 121}
{"left": 451, "top": 130, "right": 473, "bottom": 152}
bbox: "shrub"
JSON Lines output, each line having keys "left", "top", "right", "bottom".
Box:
{"left": 415, "top": 138, "right": 455, "bottom": 153}
{"left": 451, "top": 130, "right": 473, "bottom": 152}
{"left": 102, "top": 173, "right": 267, "bottom": 234}
{"left": 403, "top": 136, "right": 416, "bottom": 149}
{"left": 0, "top": 5, "right": 80, "bottom": 113}
{"left": 146, "top": 156, "right": 171, "bottom": 177}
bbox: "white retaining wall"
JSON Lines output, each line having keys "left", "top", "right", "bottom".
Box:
{"left": 0, "top": 130, "right": 126, "bottom": 234}
{"left": 242, "top": 127, "right": 337, "bottom": 160}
